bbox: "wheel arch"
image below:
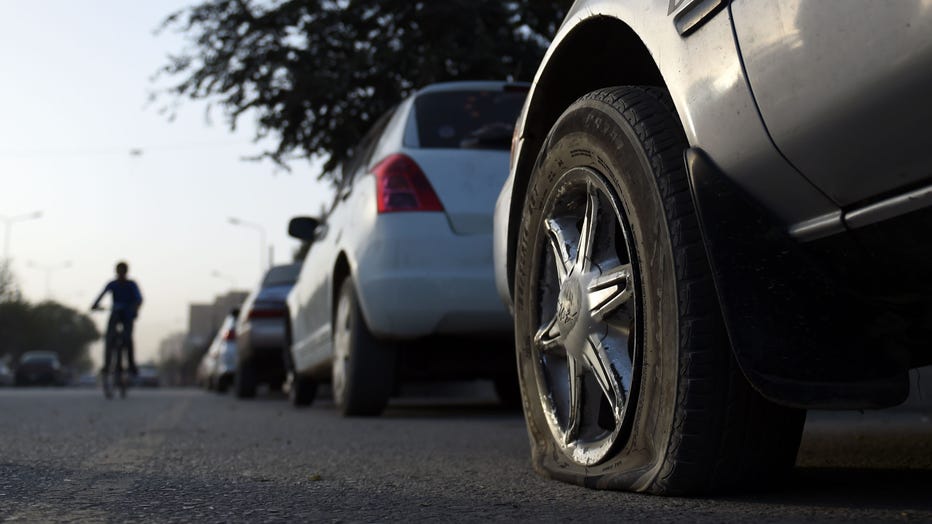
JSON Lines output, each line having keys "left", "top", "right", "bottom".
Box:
{"left": 331, "top": 251, "right": 352, "bottom": 327}
{"left": 506, "top": 16, "right": 668, "bottom": 295}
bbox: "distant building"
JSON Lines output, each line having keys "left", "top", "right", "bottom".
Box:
{"left": 186, "top": 291, "right": 248, "bottom": 350}
{"left": 157, "top": 331, "right": 186, "bottom": 363}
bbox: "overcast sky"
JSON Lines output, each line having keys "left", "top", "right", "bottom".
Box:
{"left": 0, "top": 1, "right": 332, "bottom": 364}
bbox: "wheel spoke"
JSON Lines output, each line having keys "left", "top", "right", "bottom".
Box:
{"left": 582, "top": 335, "right": 628, "bottom": 420}
{"left": 575, "top": 184, "right": 599, "bottom": 273}
{"left": 544, "top": 218, "right": 573, "bottom": 283}
{"left": 564, "top": 355, "right": 583, "bottom": 446}
{"left": 588, "top": 264, "right": 634, "bottom": 322}
{"left": 534, "top": 315, "right": 561, "bottom": 353}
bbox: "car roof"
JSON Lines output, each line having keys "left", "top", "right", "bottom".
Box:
{"left": 415, "top": 81, "right": 530, "bottom": 96}
{"left": 21, "top": 351, "right": 58, "bottom": 360}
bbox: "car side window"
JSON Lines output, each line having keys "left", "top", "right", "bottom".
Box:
{"left": 340, "top": 106, "right": 398, "bottom": 191}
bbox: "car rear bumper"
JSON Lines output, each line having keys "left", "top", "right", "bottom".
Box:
{"left": 240, "top": 319, "right": 287, "bottom": 354}
{"left": 355, "top": 214, "right": 512, "bottom": 338}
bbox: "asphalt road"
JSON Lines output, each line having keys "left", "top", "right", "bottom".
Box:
{"left": 1, "top": 386, "right": 931, "bottom": 523}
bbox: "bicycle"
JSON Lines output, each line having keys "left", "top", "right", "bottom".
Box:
{"left": 92, "top": 307, "right": 130, "bottom": 399}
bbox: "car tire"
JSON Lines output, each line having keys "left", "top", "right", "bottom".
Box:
{"left": 290, "top": 375, "right": 317, "bottom": 407}
{"left": 235, "top": 359, "right": 258, "bottom": 399}
{"left": 216, "top": 375, "right": 229, "bottom": 394}
{"left": 513, "top": 86, "right": 805, "bottom": 495}
{"left": 332, "top": 278, "right": 396, "bottom": 417}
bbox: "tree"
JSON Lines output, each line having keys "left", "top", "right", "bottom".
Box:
{"left": 0, "top": 260, "right": 21, "bottom": 303}
{"left": 0, "top": 300, "right": 99, "bottom": 373}
{"left": 157, "top": 0, "right": 568, "bottom": 177}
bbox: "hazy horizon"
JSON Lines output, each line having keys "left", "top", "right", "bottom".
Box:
{"left": 1, "top": 1, "right": 332, "bottom": 365}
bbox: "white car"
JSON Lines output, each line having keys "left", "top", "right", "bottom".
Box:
{"left": 198, "top": 310, "right": 238, "bottom": 393}
{"left": 286, "top": 81, "right": 528, "bottom": 415}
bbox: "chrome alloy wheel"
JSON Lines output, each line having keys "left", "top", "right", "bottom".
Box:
{"left": 532, "top": 167, "right": 640, "bottom": 466}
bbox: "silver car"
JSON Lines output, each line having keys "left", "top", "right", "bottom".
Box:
{"left": 286, "top": 81, "right": 528, "bottom": 415}
{"left": 494, "top": 1, "right": 932, "bottom": 494}
{"left": 199, "top": 311, "right": 238, "bottom": 393}
{"left": 233, "top": 263, "right": 301, "bottom": 398}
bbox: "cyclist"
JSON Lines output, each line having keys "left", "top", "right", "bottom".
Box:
{"left": 91, "top": 261, "right": 143, "bottom": 378}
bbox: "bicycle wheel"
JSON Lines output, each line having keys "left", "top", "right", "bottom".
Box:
{"left": 117, "top": 332, "right": 128, "bottom": 399}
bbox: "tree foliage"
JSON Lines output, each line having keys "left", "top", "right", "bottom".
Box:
{"left": 0, "top": 260, "right": 20, "bottom": 303}
{"left": 157, "top": 0, "right": 568, "bottom": 177}
{"left": 0, "top": 299, "right": 99, "bottom": 373}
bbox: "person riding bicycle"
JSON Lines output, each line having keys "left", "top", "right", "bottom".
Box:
{"left": 91, "top": 261, "right": 143, "bottom": 377}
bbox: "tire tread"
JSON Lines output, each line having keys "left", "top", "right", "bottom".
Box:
{"left": 578, "top": 86, "right": 803, "bottom": 494}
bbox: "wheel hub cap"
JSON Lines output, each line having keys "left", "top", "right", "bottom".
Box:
{"left": 529, "top": 169, "right": 640, "bottom": 466}
{"left": 556, "top": 276, "right": 592, "bottom": 359}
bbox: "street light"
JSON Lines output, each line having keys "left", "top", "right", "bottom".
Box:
{"left": 1, "top": 211, "right": 43, "bottom": 261}
{"left": 211, "top": 270, "right": 237, "bottom": 290}
{"left": 228, "top": 216, "right": 268, "bottom": 274}
{"left": 27, "top": 260, "right": 72, "bottom": 300}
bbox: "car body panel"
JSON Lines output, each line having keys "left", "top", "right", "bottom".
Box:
{"left": 403, "top": 148, "right": 511, "bottom": 235}
{"left": 732, "top": 0, "right": 932, "bottom": 207}
{"left": 494, "top": 0, "right": 842, "bottom": 308}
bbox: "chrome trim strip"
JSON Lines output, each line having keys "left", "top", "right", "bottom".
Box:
{"left": 845, "top": 184, "right": 932, "bottom": 229}
{"left": 673, "top": 0, "right": 728, "bottom": 36}
{"left": 788, "top": 211, "right": 844, "bottom": 242}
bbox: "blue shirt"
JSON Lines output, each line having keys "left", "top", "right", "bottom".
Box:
{"left": 95, "top": 279, "right": 143, "bottom": 312}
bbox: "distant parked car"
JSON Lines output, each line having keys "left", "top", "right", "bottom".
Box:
{"left": 15, "top": 351, "right": 64, "bottom": 386}
{"left": 286, "top": 81, "right": 528, "bottom": 415}
{"left": 0, "top": 361, "right": 14, "bottom": 386}
{"left": 233, "top": 263, "right": 301, "bottom": 398}
{"left": 134, "top": 364, "right": 160, "bottom": 388}
{"left": 199, "top": 311, "right": 239, "bottom": 393}
{"left": 195, "top": 351, "right": 212, "bottom": 389}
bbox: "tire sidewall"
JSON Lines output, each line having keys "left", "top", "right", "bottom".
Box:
{"left": 332, "top": 279, "right": 355, "bottom": 411}
{"left": 514, "top": 96, "right": 679, "bottom": 490}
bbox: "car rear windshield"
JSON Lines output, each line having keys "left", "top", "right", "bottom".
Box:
{"left": 411, "top": 89, "right": 526, "bottom": 150}
{"left": 263, "top": 264, "right": 301, "bottom": 286}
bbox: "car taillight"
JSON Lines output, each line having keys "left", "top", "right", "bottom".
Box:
{"left": 248, "top": 308, "right": 284, "bottom": 320}
{"left": 373, "top": 154, "right": 443, "bottom": 213}
{"left": 223, "top": 329, "right": 236, "bottom": 342}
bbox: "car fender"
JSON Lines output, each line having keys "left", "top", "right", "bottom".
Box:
{"left": 499, "top": 0, "right": 840, "bottom": 308}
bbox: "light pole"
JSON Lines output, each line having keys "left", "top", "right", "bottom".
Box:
{"left": 27, "top": 260, "right": 72, "bottom": 300}
{"left": 1, "top": 211, "right": 43, "bottom": 261}
{"left": 227, "top": 217, "right": 267, "bottom": 275}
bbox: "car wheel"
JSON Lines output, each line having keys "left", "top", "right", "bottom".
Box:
{"left": 216, "top": 375, "right": 229, "bottom": 394}
{"left": 290, "top": 375, "right": 317, "bottom": 407}
{"left": 235, "top": 359, "right": 258, "bottom": 399}
{"left": 513, "top": 86, "right": 805, "bottom": 494}
{"left": 332, "top": 278, "right": 396, "bottom": 416}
